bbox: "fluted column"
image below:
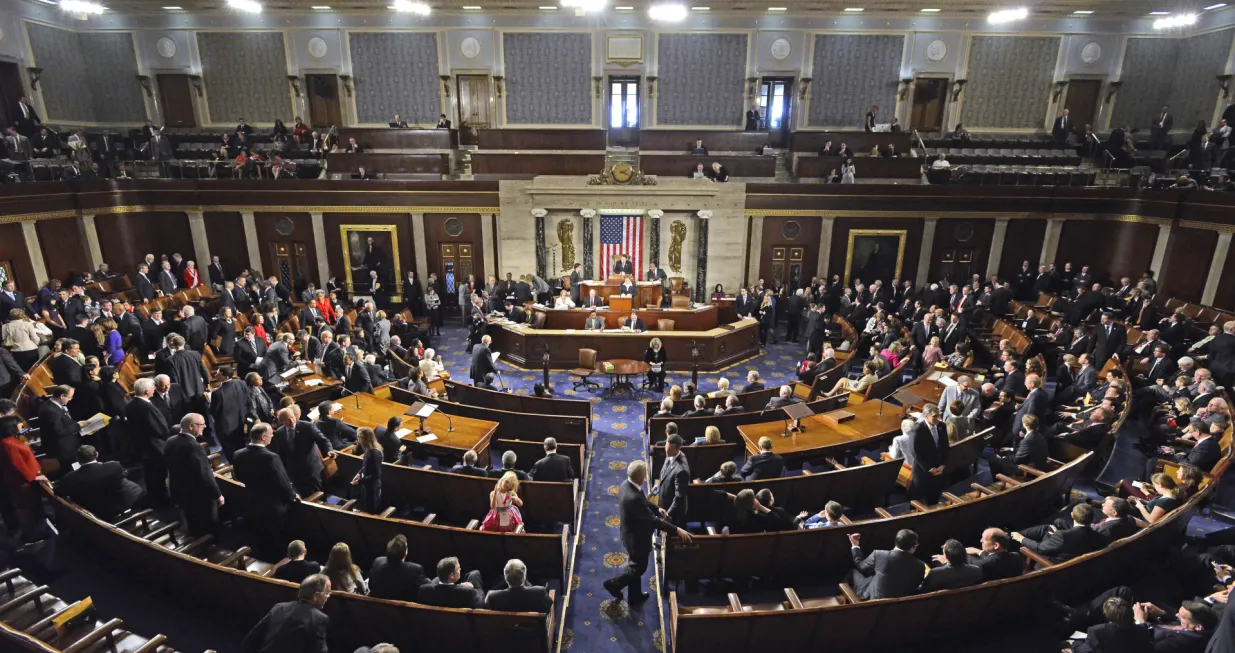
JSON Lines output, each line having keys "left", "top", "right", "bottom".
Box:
{"left": 695, "top": 210, "right": 711, "bottom": 302}
{"left": 648, "top": 209, "right": 663, "bottom": 267}
{"left": 310, "top": 212, "right": 329, "bottom": 288}
{"left": 986, "top": 218, "right": 1009, "bottom": 280}
{"left": 77, "top": 214, "right": 104, "bottom": 271}
{"left": 1203, "top": 232, "right": 1232, "bottom": 306}
{"left": 21, "top": 222, "right": 47, "bottom": 287}
{"left": 240, "top": 211, "right": 262, "bottom": 272}
{"left": 187, "top": 211, "right": 212, "bottom": 276}
{"left": 580, "top": 209, "right": 596, "bottom": 279}
{"left": 532, "top": 208, "right": 548, "bottom": 279}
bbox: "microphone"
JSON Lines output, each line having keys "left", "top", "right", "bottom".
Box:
{"left": 339, "top": 386, "right": 361, "bottom": 409}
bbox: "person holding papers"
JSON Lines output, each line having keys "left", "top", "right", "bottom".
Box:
{"left": 644, "top": 338, "right": 667, "bottom": 392}
{"left": 585, "top": 310, "right": 605, "bottom": 330}
{"left": 470, "top": 334, "right": 498, "bottom": 385}
{"left": 618, "top": 276, "right": 636, "bottom": 296}
{"left": 503, "top": 300, "right": 526, "bottom": 324}
{"left": 622, "top": 312, "right": 646, "bottom": 333}
{"left": 554, "top": 290, "right": 576, "bottom": 310}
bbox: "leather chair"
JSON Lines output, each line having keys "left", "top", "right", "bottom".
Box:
{"left": 532, "top": 312, "right": 547, "bottom": 329}
{"left": 671, "top": 295, "right": 690, "bottom": 309}
{"left": 572, "top": 348, "right": 600, "bottom": 392}
{"left": 658, "top": 319, "right": 675, "bottom": 332}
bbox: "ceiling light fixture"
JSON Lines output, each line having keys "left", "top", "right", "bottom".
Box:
{"left": 614, "top": 4, "right": 633, "bottom": 7}
{"left": 36, "top": 0, "right": 57, "bottom": 5}
{"left": 1205, "top": 2, "right": 1227, "bottom": 9}
{"left": 1148, "top": 10, "right": 1170, "bottom": 14}
{"left": 162, "top": 5, "right": 182, "bottom": 8}
{"left": 987, "top": 7, "right": 1027, "bottom": 23}
{"left": 843, "top": 7, "right": 863, "bottom": 11}
{"left": 767, "top": 6, "right": 787, "bottom": 10}
{"left": 461, "top": 4, "right": 481, "bottom": 7}
{"left": 310, "top": 5, "right": 330, "bottom": 8}
{"left": 919, "top": 7, "right": 940, "bottom": 12}
{"left": 561, "top": 0, "right": 606, "bottom": 12}
{"left": 648, "top": 3, "right": 686, "bottom": 20}
{"left": 392, "top": 0, "right": 430, "bottom": 13}
{"left": 61, "top": 0, "right": 105, "bottom": 12}
{"left": 225, "top": 0, "right": 261, "bottom": 12}
{"left": 1072, "top": 9, "right": 1093, "bottom": 14}
{"left": 1153, "top": 12, "right": 1197, "bottom": 28}
{"left": 691, "top": 6, "right": 709, "bottom": 10}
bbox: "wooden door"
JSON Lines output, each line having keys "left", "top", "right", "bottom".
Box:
{"left": 937, "top": 247, "right": 976, "bottom": 283}
{"left": 438, "top": 242, "right": 475, "bottom": 311}
{"left": 305, "top": 74, "right": 342, "bottom": 128}
{"left": 0, "top": 62, "right": 23, "bottom": 130}
{"left": 456, "top": 75, "right": 491, "bottom": 147}
{"left": 759, "top": 78, "right": 794, "bottom": 147}
{"left": 1063, "top": 80, "right": 1102, "bottom": 135}
{"left": 269, "top": 242, "right": 312, "bottom": 297}
{"left": 910, "top": 78, "right": 948, "bottom": 134}
{"left": 767, "top": 246, "right": 805, "bottom": 291}
{"left": 157, "top": 74, "right": 197, "bottom": 128}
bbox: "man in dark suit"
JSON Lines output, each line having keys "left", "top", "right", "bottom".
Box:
{"left": 740, "top": 436, "right": 785, "bottom": 480}
{"left": 233, "top": 423, "right": 299, "bottom": 558}
{"left": 921, "top": 538, "right": 983, "bottom": 593}
{"left": 163, "top": 335, "right": 209, "bottom": 402}
{"left": 367, "top": 534, "right": 428, "bottom": 602}
{"left": 1149, "top": 105, "right": 1174, "bottom": 151}
{"left": 164, "top": 413, "right": 224, "bottom": 536}
{"left": 530, "top": 437, "right": 576, "bottom": 482}
{"left": 470, "top": 334, "right": 497, "bottom": 385}
{"left": 150, "top": 375, "right": 188, "bottom": 433}
{"left": 1013, "top": 502, "right": 1104, "bottom": 563}
{"left": 580, "top": 289, "right": 604, "bottom": 309}
{"left": 1208, "top": 321, "right": 1235, "bottom": 389}
{"left": 995, "top": 360, "right": 1026, "bottom": 398}
{"left": 604, "top": 460, "right": 693, "bottom": 603}
{"left": 450, "top": 449, "right": 490, "bottom": 477}
{"left": 654, "top": 434, "right": 690, "bottom": 526}
{"left": 53, "top": 444, "right": 144, "bottom": 521}
{"left": 418, "top": 557, "right": 484, "bottom": 608}
{"left": 49, "top": 342, "right": 84, "bottom": 394}
{"left": 1090, "top": 313, "right": 1126, "bottom": 366}
{"left": 234, "top": 328, "right": 268, "bottom": 378}
{"left": 990, "top": 414, "right": 1048, "bottom": 477}
{"left": 241, "top": 574, "right": 330, "bottom": 653}
{"left": 0, "top": 280, "right": 33, "bottom": 320}
{"left": 1092, "top": 496, "right": 1140, "bottom": 544}
{"left": 38, "top": 386, "right": 83, "bottom": 470}
{"left": 1052, "top": 109, "right": 1072, "bottom": 144}
{"left": 846, "top": 529, "right": 928, "bottom": 600}
{"left": 733, "top": 287, "right": 756, "bottom": 318}
{"left": 621, "top": 312, "right": 646, "bottom": 332}
{"left": 12, "top": 96, "right": 41, "bottom": 137}
{"left": 313, "top": 401, "right": 357, "bottom": 450}
{"left": 273, "top": 540, "right": 321, "bottom": 584}
{"left": 503, "top": 300, "right": 526, "bottom": 324}
{"left": 208, "top": 256, "right": 226, "bottom": 288}
{"left": 209, "top": 367, "right": 248, "bottom": 462}
{"left": 962, "top": 528, "right": 1024, "bottom": 581}
{"left": 568, "top": 263, "right": 583, "bottom": 303}
{"left": 742, "top": 371, "right": 765, "bottom": 393}
{"left": 612, "top": 255, "right": 634, "bottom": 276}
{"left": 126, "top": 378, "right": 172, "bottom": 506}
{"left": 909, "top": 404, "right": 949, "bottom": 503}
{"left": 177, "top": 306, "right": 209, "bottom": 353}
{"left": 764, "top": 385, "right": 799, "bottom": 410}
{"left": 485, "top": 559, "right": 552, "bottom": 613}
{"left": 274, "top": 407, "right": 335, "bottom": 496}
{"left": 157, "top": 261, "right": 179, "bottom": 296}
{"left": 341, "top": 353, "right": 373, "bottom": 395}
{"left": 149, "top": 129, "right": 175, "bottom": 162}
{"left": 0, "top": 347, "right": 27, "bottom": 401}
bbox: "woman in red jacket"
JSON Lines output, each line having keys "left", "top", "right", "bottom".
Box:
{"left": 182, "top": 260, "right": 201, "bottom": 288}
{"left": 0, "top": 416, "right": 47, "bottom": 540}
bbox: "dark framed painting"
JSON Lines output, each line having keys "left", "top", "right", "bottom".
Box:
{"left": 844, "top": 229, "right": 906, "bottom": 287}
{"left": 339, "top": 225, "right": 402, "bottom": 299}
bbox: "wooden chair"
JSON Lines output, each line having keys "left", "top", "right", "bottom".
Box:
{"left": 671, "top": 295, "right": 690, "bottom": 309}
{"left": 531, "top": 312, "right": 546, "bottom": 329}
{"left": 658, "top": 319, "right": 675, "bottom": 332}
{"left": 571, "top": 348, "right": 600, "bottom": 392}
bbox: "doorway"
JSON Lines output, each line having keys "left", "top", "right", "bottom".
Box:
{"left": 609, "top": 75, "right": 640, "bottom": 147}
{"left": 268, "top": 242, "right": 313, "bottom": 297}
{"left": 0, "top": 62, "right": 24, "bottom": 129}
{"left": 909, "top": 78, "right": 949, "bottom": 134}
{"left": 456, "top": 74, "right": 491, "bottom": 147}
{"left": 305, "top": 74, "right": 342, "bottom": 128}
{"left": 438, "top": 242, "right": 475, "bottom": 312}
{"left": 766, "top": 246, "right": 805, "bottom": 292}
{"left": 1063, "top": 79, "right": 1102, "bottom": 136}
{"left": 936, "top": 248, "right": 976, "bottom": 283}
{"left": 758, "top": 78, "right": 793, "bottom": 147}
{"left": 157, "top": 74, "right": 197, "bottom": 128}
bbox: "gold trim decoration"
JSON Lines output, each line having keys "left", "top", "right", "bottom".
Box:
{"left": 0, "top": 205, "right": 500, "bottom": 224}
{"left": 844, "top": 229, "right": 906, "bottom": 287}
{"left": 339, "top": 224, "right": 402, "bottom": 299}
{"left": 589, "top": 163, "right": 657, "bottom": 186}
{"left": 743, "top": 209, "right": 1176, "bottom": 227}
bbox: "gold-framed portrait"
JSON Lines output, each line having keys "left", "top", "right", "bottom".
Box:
{"left": 340, "top": 225, "right": 402, "bottom": 301}
{"left": 844, "top": 229, "right": 906, "bottom": 287}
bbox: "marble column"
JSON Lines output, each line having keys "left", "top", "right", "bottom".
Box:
{"left": 747, "top": 215, "right": 765, "bottom": 286}
{"left": 310, "top": 212, "right": 330, "bottom": 288}
{"left": 532, "top": 208, "right": 547, "bottom": 279}
{"left": 1040, "top": 219, "right": 1064, "bottom": 267}
{"left": 76, "top": 215, "right": 104, "bottom": 271}
{"left": 411, "top": 213, "right": 429, "bottom": 283}
{"left": 186, "top": 211, "right": 212, "bottom": 276}
{"left": 1149, "top": 223, "right": 1172, "bottom": 287}
{"left": 917, "top": 218, "right": 938, "bottom": 287}
{"left": 21, "top": 222, "right": 47, "bottom": 287}
{"left": 987, "top": 218, "right": 1009, "bottom": 279}
{"left": 695, "top": 210, "right": 712, "bottom": 302}
{"left": 240, "top": 211, "right": 262, "bottom": 272}
{"left": 1202, "top": 232, "right": 1232, "bottom": 306}
{"left": 481, "top": 213, "right": 496, "bottom": 281}
{"left": 817, "top": 217, "right": 834, "bottom": 281}
{"left": 581, "top": 209, "right": 596, "bottom": 279}
{"left": 648, "top": 210, "right": 663, "bottom": 267}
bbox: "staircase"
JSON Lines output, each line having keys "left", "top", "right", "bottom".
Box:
{"left": 453, "top": 147, "right": 475, "bottom": 180}
{"left": 773, "top": 150, "right": 794, "bottom": 181}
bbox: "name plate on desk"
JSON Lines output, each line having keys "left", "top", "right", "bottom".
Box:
{"left": 820, "top": 410, "right": 856, "bottom": 427}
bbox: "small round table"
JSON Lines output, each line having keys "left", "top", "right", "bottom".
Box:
{"left": 596, "top": 359, "right": 651, "bottom": 397}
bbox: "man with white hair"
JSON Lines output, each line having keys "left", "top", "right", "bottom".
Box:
{"left": 126, "top": 376, "right": 172, "bottom": 506}
{"left": 604, "top": 460, "right": 692, "bottom": 604}
{"left": 484, "top": 559, "right": 552, "bottom": 612}
{"left": 888, "top": 417, "right": 917, "bottom": 468}
{"left": 179, "top": 305, "right": 209, "bottom": 353}
{"left": 743, "top": 370, "right": 765, "bottom": 393}
{"left": 765, "top": 385, "right": 798, "bottom": 410}
{"left": 470, "top": 334, "right": 497, "bottom": 385}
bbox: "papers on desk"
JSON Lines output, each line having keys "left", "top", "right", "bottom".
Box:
{"left": 279, "top": 367, "right": 301, "bottom": 379}
{"left": 332, "top": 402, "right": 344, "bottom": 413}
{"left": 307, "top": 408, "right": 320, "bottom": 421}
{"left": 80, "top": 413, "right": 110, "bottom": 436}
{"left": 602, "top": 329, "right": 623, "bottom": 333}
{"left": 395, "top": 428, "right": 413, "bottom": 438}
{"left": 937, "top": 376, "right": 957, "bottom": 388}
{"left": 303, "top": 379, "right": 324, "bottom": 387}
{"left": 416, "top": 433, "right": 438, "bottom": 443}
{"left": 411, "top": 403, "right": 436, "bottom": 418}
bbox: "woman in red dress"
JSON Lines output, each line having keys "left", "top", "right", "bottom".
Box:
{"left": 0, "top": 416, "right": 47, "bottom": 541}
{"left": 182, "top": 260, "right": 200, "bottom": 288}
{"left": 314, "top": 290, "right": 336, "bottom": 325}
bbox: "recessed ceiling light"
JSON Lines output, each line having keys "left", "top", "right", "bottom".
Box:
{"left": 461, "top": 4, "right": 481, "bottom": 7}
{"left": 615, "top": 4, "right": 632, "bottom": 8}
{"left": 392, "top": 0, "right": 430, "bottom": 13}
{"left": 60, "top": 0, "right": 104, "bottom": 11}
{"left": 1205, "top": 2, "right": 1227, "bottom": 9}
{"left": 1149, "top": 10, "right": 1170, "bottom": 14}
{"left": 539, "top": 5, "right": 555, "bottom": 8}
{"left": 162, "top": 4, "right": 182, "bottom": 8}
{"left": 1072, "top": 9, "right": 1093, "bottom": 14}
{"left": 843, "top": 7, "right": 863, "bottom": 11}
{"left": 225, "top": 0, "right": 261, "bottom": 12}
{"left": 648, "top": 3, "right": 686, "bottom": 20}
{"left": 919, "top": 7, "right": 940, "bottom": 12}
{"left": 1153, "top": 12, "right": 1197, "bottom": 28}
{"left": 691, "top": 6, "right": 709, "bottom": 10}
{"left": 767, "top": 6, "right": 787, "bottom": 10}
{"left": 988, "top": 7, "right": 1027, "bottom": 23}
{"left": 36, "top": 0, "right": 57, "bottom": 5}
{"left": 310, "top": 5, "right": 330, "bottom": 8}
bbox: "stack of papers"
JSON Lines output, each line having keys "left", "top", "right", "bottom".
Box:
{"left": 395, "top": 428, "right": 413, "bottom": 438}
{"left": 81, "top": 413, "right": 110, "bottom": 436}
{"left": 416, "top": 433, "right": 438, "bottom": 443}
{"left": 303, "top": 379, "right": 324, "bottom": 387}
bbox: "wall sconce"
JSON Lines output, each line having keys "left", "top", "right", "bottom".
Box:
{"left": 1219, "top": 74, "right": 1233, "bottom": 99}
{"left": 188, "top": 74, "right": 203, "bottom": 97}
{"left": 492, "top": 75, "right": 504, "bottom": 97}
{"left": 440, "top": 75, "right": 452, "bottom": 97}
{"left": 135, "top": 75, "right": 153, "bottom": 99}
{"left": 799, "top": 77, "right": 812, "bottom": 100}
{"left": 286, "top": 75, "right": 302, "bottom": 97}
{"left": 338, "top": 74, "right": 353, "bottom": 97}
{"left": 1104, "top": 80, "right": 1122, "bottom": 104}
{"left": 1052, "top": 80, "right": 1069, "bottom": 103}
{"left": 26, "top": 67, "right": 43, "bottom": 91}
{"left": 950, "top": 79, "right": 967, "bottom": 102}
{"left": 646, "top": 76, "right": 657, "bottom": 98}
{"left": 746, "top": 77, "right": 759, "bottom": 100}
{"left": 593, "top": 76, "right": 603, "bottom": 98}
{"left": 898, "top": 78, "right": 914, "bottom": 101}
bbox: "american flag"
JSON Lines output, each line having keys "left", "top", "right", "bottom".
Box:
{"left": 599, "top": 214, "right": 643, "bottom": 279}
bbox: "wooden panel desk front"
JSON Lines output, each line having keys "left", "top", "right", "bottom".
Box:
{"left": 470, "top": 153, "right": 605, "bottom": 178}
{"left": 796, "top": 155, "right": 923, "bottom": 180}
{"left": 737, "top": 399, "right": 907, "bottom": 465}
{"left": 333, "top": 393, "right": 497, "bottom": 462}
{"left": 531, "top": 305, "right": 718, "bottom": 331}
{"left": 487, "top": 318, "right": 760, "bottom": 371}
{"left": 335, "top": 128, "right": 457, "bottom": 150}
{"left": 325, "top": 153, "right": 450, "bottom": 177}
{"left": 577, "top": 280, "right": 664, "bottom": 309}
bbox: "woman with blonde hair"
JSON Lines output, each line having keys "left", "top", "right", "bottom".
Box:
{"left": 1131, "top": 473, "right": 1181, "bottom": 524}
{"left": 2, "top": 308, "right": 47, "bottom": 370}
{"left": 480, "top": 471, "right": 524, "bottom": 532}
{"left": 323, "top": 542, "right": 368, "bottom": 594}
{"left": 351, "top": 427, "right": 384, "bottom": 513}
{"left": 644, "top": 337, "right": 667, "bottom": 392}
{"left": 695, "top": 425, "right": 722, "bottom": 445}
{"left": 668, "top": 384, "right": 682, "bottom": 402}
{"left": 921, "top": 336, "right": 944, "bottom": 367}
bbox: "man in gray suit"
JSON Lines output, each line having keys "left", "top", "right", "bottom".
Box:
{"left": 846, "top": 529, "right": 928, "bottom": 600}
{"left": 936, "top": 375, "right": 981, "bottom": 420}
{"left": 265, "top": 333, "right": 297, "bottom": 376}
{"left": 584, "top": 309, "right": 605, "bottom": 331}
{"left": 652, "top": 434, "right": 690, "bottom": 526}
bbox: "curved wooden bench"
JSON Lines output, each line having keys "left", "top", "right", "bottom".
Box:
{"left": 389, "top": 386, "right": 589, "bottom": 447}
{"left": 642, "top": 387, "right": 779, "bottom": 423}
{"left": 647, "top": 395, "right": 848, "bottom": 446}
{"left": 444, "top": 379, "right": 591, "bottom": 424}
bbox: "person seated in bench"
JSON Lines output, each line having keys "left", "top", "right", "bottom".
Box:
{"left": 954, "top": 528, "right": 1024, "bottom": 582}
{"left": 1129, "top": 473, "right": 1183, "bottom": 526}
{"left": 709, "top": 162, "right": 729, "bottom": 182}
{"left": 689, "top": 163, "right": 709, "bottom": 180}
{"left": 653, "top": 398, "right": 676, "bottom": 421}
{"left": 829, "top": 360, "right": 879, "bottom": 397}
{"left": 531, "top": 437, "right": 576, "bottom": 482}
{"left": 884, "top": 144, "right": 901, "bottom": 158}
{"left": 708, "top": 378, "right": 735, "bottom": 399}
{"left": 693, "top": 425, "right": 722, "bottom": 446}
{"left": 846, "top": 529, "right": 929, "bottom": 600}
{"left": 1056, "top": 586, "right": 1217, "bottom": 650}
{"left": 477, "top": 372, "right": 499, "bottom": 392}
{"left": 741, "top": 437, "right": 784, "bottom": 480}
{"left": 691, "top": 139, "right": 708, "bottom": 155}
{"left": 1011, "top": 502, "right": 1104, "bottom": 564}
{"left": 682, "top": 396, "right": 710, "bottom": 418}
{"left": 1061, "top": 596, "right": 1154, "bottom": 653}
{"left": 53, "top": 444, "right": 144, "bottom": 521}
{"left": 368, "top": 534, "right": 428, "bottom": 602}
{"left": 765, "top": 385, "right": 799, "bottom": 410}
{"left": 451, "top": 449, "right": 490, "bottom": 478}
{"left": 713, "top": 394, "right": 743, "bottom": 416}
{"left": 742, "top": 371, "right": 765, "bottom": 393}
{"left": 920, "top": 539, "right": 983, "bottom": 593}
{"left": 390, "top": 114, "right": 408, "bottom": 128}
{"left": 1092, "top": 496, "right": 1140, "bottom": 544}
{"left": 352, "top": 167, "right": 376, "bottom": 180}
{"left": 485, "top": 559, "right": 552, "bottom": 613}
{"left": 489, "top": 450, "right": 530, "bottom": 481}
{"left": 274, "top": 539, "right": 323, "bottom": 584}
{"left": 798, "top": 500, "right": 845, "bottom": 530}
{"left": 703, "top": 461, "right": 739, "bottom": 484}
{"left": 987, "top": 413, "right": 1047, "bottom": 478}
{"left": 817, "top": 140, "right": 834, "bottom": 156}
{"left": 419, "top": 556, "right": 484, "bottom": 609}
{"left": 242, "top": 574, "right": 331, "bottom": 653}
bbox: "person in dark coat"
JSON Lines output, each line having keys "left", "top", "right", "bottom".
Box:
{"left": 921, "top": 539, "right": 983, "bottom": 593}
{"left": 273, "top": 407, "right": 334, "bottom": 497}
{"left": 315, "top": 400, "right": 358, "bottom": 450}
{"left": 53, "top": 444, "right": 144, "bottom": 521}
{"left": 37, "top": 385, "right": 83, "bottom": 470}
{"left": 126, "top": 378, "right": 172, "bottom": 506}
{"left": 350, "top": 427, "right": 383, "bottom": 513}
{"left": 603, "top": 460, "right": 693, "bottom": 603}
{"left": 273, "top": 540, "right": 322, "bottom": 584}
{"left": 367, "top": 534, "right": 428, "bottom": 602}
{"left": 241, "top": 574, "right": 330, "bottom": 653}
{"left": 530, "top": 437, "right": 575, "bottom": 482}
{"left": 909, "top": 404, "right": 949, "bottom": 503}
{"left": 846, "top": 529, "right": 929, "bottom": 600}
{"left": 451, "top": 450, "right": 490, "bottom": 477}
{"left": 470, "top": 335, "right": 498, "bottom": 385}
{"left": 232, "top": 423, "right": 299, "bottom": 559}
{"left": 163, "top": 413, "right": 224, "bottom": 536}
{"left": 418, "top": 557, "right": 485, "bottom": 608}
{"left": 209, "top": 367, "right": 249, "bottom": 462}
{"left": 654, "top": 434, "right": 690, "bottom": 526}
{"left": 485, "top": 559, "right": 552, "bottom": 612}
{"left": 740, "top": 436, "right": 785, "bottom": 480}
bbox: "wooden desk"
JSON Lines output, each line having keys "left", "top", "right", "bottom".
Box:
{"left": 477, "top": 128, "right": 607, "bottom": 150}
{"left": 487, "top": 318, "right": 760, "bottom": 372}
{"left": 710, "top": 297, "right": 737, "bottom": 325}
{"left": 470, "top": 153, "right": 605, "bottom": 178}
{"left": 737, "top": 399, "right": 907, "bottom": 465}
{"left": 895, "top": 371, "right": 955, "bottom": 408}
{"left": 336, "top": 128, "right": 457, "bottom": 150}
{"left": 577, "top": 279, "right": 664, "bottom": 309}
{"left": 596, "top": 359, "right": 650, "bottom": 397}
{"left": 531, "top": 305, "right": 717, "bottom": 331}
{"left": 284, "top": 370, "right": 341, "bottom": 406}
{"left": 639, "top": 130, "right": 770, "bottom": 152}
{"left": 334, "top": 393, "right": 497, "bottom": 463}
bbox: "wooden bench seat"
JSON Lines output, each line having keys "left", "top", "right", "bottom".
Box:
{"left": 647, "top": 395, "right": 847, "bottom": 446}
{"left": 390, "top": 386, "right": 589, "bottom": 447}
{"left": 444, "top": 380, "right": 591, "bottom": 424}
